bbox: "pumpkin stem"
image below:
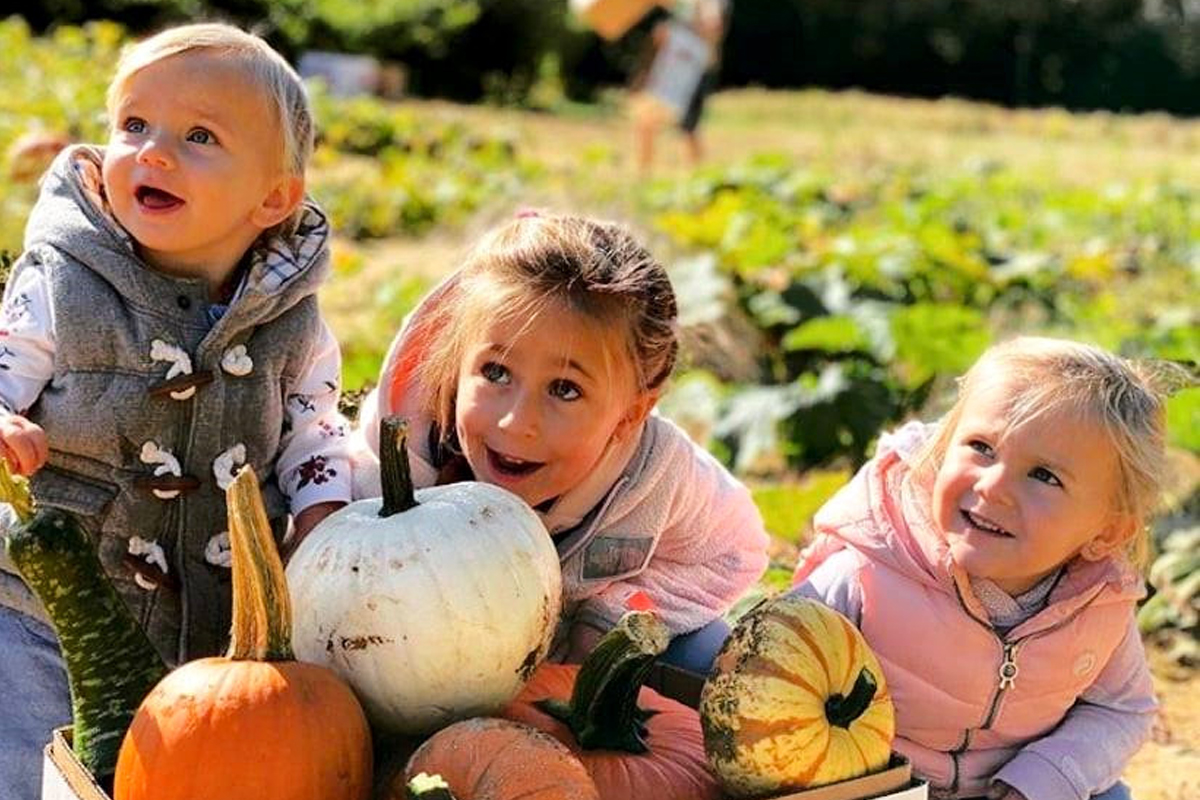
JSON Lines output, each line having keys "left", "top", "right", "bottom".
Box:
{"left": 379, "top": 416, "right": 418, "bottom": 517}
{"left": 535, "top": 610, "right": 669, "bottom": 753}
{"left": 824, "top": 667, "right": 878, "bottom": 729}
{"left": 0, "top": 459, "right": 34, "bottom": 524}
{"left": 226, "top": 467, "right": 294, "bottom": 662}
{"left": 407, "top": 772, "right": 458, "bottom": 800}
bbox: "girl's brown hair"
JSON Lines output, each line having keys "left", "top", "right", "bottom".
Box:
{"left": 414, "top": 213, "right": 678, "bottom": 440}
{"left": 915, "top": 336, "right": 1181, "bottom": 568}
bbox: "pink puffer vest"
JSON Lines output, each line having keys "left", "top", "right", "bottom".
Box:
{"left": 792, "top": 426, "right": 1145, "bottom": 797}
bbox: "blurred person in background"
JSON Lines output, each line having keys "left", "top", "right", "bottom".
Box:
{"left": 633, "top": 0, "right": 730, "bottom": 174}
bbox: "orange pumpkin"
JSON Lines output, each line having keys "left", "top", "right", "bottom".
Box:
{"left": 113, "top": 468, "right": 373, "bottom": 800}
{"left": 699, "top": 594, "right": 895, "bottom": 798}
{"left": 396, "top": 718, "right": 599, "bottom": 800}
{"left": 502, "top": 611, "right": 721, "bottom": 800}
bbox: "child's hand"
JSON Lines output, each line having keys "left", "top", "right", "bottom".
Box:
{"left": 0, "top": 414, "right": 48, "bottom": 476}
{"left": 986, "top": 783, "right": 1027, "bottom": 800}
{"left": 283, "top": 500, "right": 345, "bottom": 564}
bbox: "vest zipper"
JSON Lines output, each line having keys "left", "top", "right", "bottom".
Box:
{"left": 945, "top": 581, "right": 997, "bottom": 794}
{"left": 945, "top": 637, "right": 1018, "bottom": 793}
{"left": 177, "top": 368, "right": 202, "bottom": 663}
{"left": 980, "top": 641, "right": 1021, "bottom": 728}
{"left": 944, "top": 578, "right": 1101, "bottom": 794}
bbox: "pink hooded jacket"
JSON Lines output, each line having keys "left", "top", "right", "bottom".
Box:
{"left": 351, "top": 273, "right": 769, "bottom": 651}
{"left": 792, "top": 424, "right": 1156, "bottom": 800}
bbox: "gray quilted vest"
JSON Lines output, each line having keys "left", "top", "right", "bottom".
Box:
{"left": 0, "top": 146, "right": 328, "bottom": 664}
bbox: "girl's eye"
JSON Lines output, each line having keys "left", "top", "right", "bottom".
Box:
{"left": 549, "top": 379, "right": 582, "bottom": 401}
{"left": 968, "top": 439, "right": 993, "bottom": 457}
{"left": 186, "top": 128, "right": 217, "bottom": 145}
{"left": 122, "top": 117, "right": 146, "bottom": 134}
{"left": 480, "top": 361, "right": 509, "bottom": 384}
{"left": 1029, "top": 466, "right": 1063, "bottom": 487}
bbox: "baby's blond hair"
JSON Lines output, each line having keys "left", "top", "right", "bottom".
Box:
{"left": 917, "top": 336, "right": 1178, "bottom": 568}
{"left": 106, "top": 23, "right": 313, "bottom": 183}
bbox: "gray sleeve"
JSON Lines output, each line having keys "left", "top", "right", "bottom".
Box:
{"left": 787, "top": 549, "right": 864, "bottom": 626}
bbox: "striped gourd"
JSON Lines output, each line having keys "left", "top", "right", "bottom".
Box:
{"left": 0, "top": 463, "right": 167, "bottom": 780}
{"left": 699, "top": 594, "right": 895, "bottom": 798}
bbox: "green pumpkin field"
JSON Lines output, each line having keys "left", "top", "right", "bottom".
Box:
{"left": 1, "top": 17, "right": 1197, "bottom": 800}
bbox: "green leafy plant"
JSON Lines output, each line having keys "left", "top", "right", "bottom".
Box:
{"left": 645, "top": 153, "right": 1198, "bottom": 472}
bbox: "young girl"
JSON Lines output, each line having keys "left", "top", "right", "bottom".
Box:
{"left": 0, "top": 24, "right": 350, "bottom": 798}
{"left": 353, "top": 211, "right": 769, "bottom": 666}
{"left": 791, "top": 337, "right": 1169, "bottom": 800}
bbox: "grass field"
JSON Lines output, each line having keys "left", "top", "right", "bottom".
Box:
{"left": 319, "top": 88, "right": 1200, "bottom": 390}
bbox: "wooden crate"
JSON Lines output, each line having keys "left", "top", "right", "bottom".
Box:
{"left": 42, "top": 667, "right": 928, "bottom": 800}
{"left": 41, "top": 728, "right": 112, "bottom": 800}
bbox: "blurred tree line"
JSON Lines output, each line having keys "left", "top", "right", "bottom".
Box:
{"left": 722, "top": 0, "right": 1200, "bottom": 115}
{"left": 10, "top": 0, "right": 1199, "bottom": 114}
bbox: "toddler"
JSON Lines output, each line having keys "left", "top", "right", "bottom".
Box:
{"left": 0, "top": 23, "right": 350, "bottom": 798}
{"left": 792, "top": 337, "right": 1170, "bottom": 800}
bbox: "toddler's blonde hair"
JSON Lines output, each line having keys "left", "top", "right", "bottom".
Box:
{"left": 917, "top": 336, "right": 1177, "bottom": 568}
{"left": 106, "top": 23, "right": 313, "bottom": 231}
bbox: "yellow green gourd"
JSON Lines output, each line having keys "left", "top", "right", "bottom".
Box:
{"left": 700, "top": 594, "right": 895, "bottom": 797}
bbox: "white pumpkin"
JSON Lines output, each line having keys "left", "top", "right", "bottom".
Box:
{"left": 286, "top": 418, "right": 562, "bottom": 735}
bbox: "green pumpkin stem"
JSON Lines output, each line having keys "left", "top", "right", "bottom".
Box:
{"left": 825, "top": 666, "right": 878, "bottom": 729}
{"left": 535, "top": 610, "right": 669, "bottom": 753}
{"left": 0, "top": 459, "right": 34, "bottom": 524}
{"left": 407, "top": 772, "right": 458, "bottom": 800}
{"left": 226, "top": 467, "right": 295, "bottom": 662}
{"left": 379, "top": 416, "right": 418, "bottom": 518}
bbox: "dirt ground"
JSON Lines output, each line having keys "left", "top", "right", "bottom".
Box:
{"left": 1126, "top": 646, "right": 1199, "bottom": 800}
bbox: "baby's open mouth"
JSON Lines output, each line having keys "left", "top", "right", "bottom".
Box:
{"left": 962, "top": 509, "right": 1013, "bottom": 537}
{"left": 135, "top": 185, "right": 184, "bottom": 210}
{"left": 486, "top": 447, "right": 543, "bottom": 477}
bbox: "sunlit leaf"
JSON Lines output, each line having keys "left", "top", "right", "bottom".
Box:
{"left": 891, "top": 303, "right": 991, "bottom": 389}
{"left": 752, "top": 470, "right": 852, "bottom": 544}
{"left": 783, "top": 315, "right": 870, "bottom": 354}
{"left": 1166, "top": 388, "right": 1200, "bottom": 453}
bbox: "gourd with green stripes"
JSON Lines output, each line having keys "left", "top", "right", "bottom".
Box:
{"left": 699, "top": 594, "right": 896, "bottom": 798}
{"left": 1, "top": 463, "right": 167, "bottom": 780}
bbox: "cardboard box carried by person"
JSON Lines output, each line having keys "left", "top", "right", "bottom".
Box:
{"left": 570, "top": 0, "right": 661, "bottom": 40}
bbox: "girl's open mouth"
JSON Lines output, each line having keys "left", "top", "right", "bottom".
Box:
{"left": 486, "top": 447, "right": 543, "bottom": 478}
{"left": 135, "top": 185, "right": 184, "bottom": 212}
{"left": 962, "top": 509, "right": 1013, "bottom": 538}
